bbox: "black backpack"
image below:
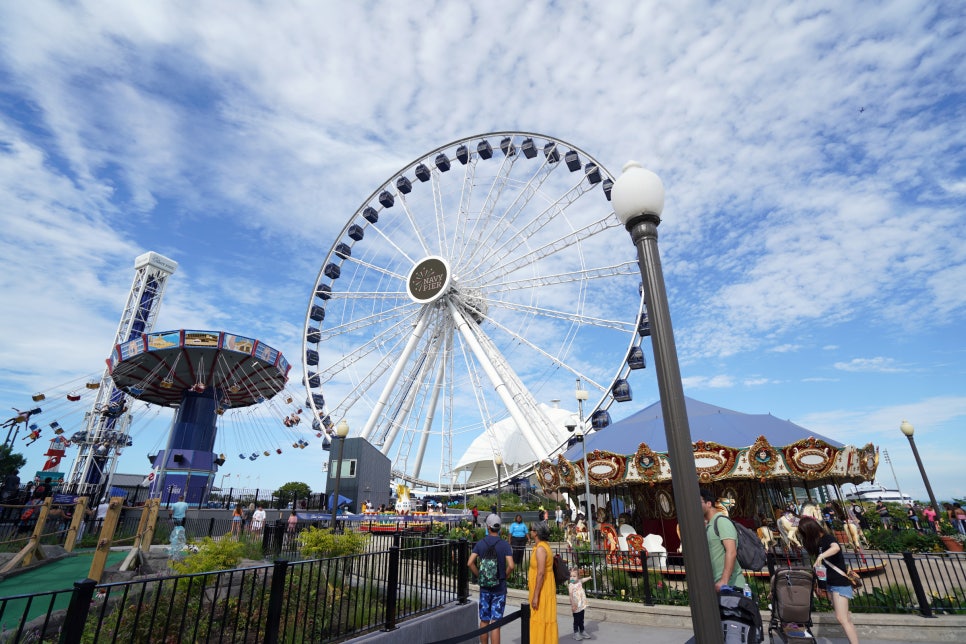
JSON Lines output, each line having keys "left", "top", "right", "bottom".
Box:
{"left": 713, "top": 515, "right": 768, "bottom": 572}
{"left": 477, "top": 538, "right": 501, "bottom": 588}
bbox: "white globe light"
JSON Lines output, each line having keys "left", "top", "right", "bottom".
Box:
{"left": 900, "top": 420, "right": 914, "bottom": 437}
{"left": 336, "top": 419, "right": 350, "bottom": 438}
{"left": 611, "top": 161, "right": 665, "bottom": 225}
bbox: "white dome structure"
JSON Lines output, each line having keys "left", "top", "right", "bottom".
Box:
{"left": 453, "top": 403, "right": 576, "bottom": 487}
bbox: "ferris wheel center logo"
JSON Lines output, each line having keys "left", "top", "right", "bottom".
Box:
{"left": 407, "top": 257, "right": 451, "bottom": 303}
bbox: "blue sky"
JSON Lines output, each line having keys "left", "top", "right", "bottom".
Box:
{"left": 0, "top": 1, "right": 964, "bottom": 500}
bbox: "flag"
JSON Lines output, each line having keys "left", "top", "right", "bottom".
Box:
{"left": 141, "top": 467, "right": 156, "bottom": 487}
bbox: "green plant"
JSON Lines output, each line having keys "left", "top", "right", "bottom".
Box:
{"left": 938, "top": 519, "right": 958, "bottom": 537}
{"left": 865, "top": 527, "right": 941, "bottom": 553}
{"left": 297, "top": 526, "right": 369, "bottom": 559}
{"left": 927, "top": 587, "right": 966, "bottom": 615}
{"left": 548, "top": 523, "right": 565, "bottom": 542}
{"left": 851, "top": 582, "right": 918, "bottom": 613}
{"left": 170, "top": 535, "right": 249, "bottom": 574}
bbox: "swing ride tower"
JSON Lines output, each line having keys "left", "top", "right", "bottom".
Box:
{"left": 106, "top": 330, "right": 290, "bottom": 503}
{"left": 63, "top": 252, "right": 178, "bottom": 497}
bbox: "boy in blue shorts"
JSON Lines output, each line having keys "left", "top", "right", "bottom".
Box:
{"left": 468, "top": 513, "right": 514, "bottom": 644}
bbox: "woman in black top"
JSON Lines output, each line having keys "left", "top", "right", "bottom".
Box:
{"left": 798, "top": 517, "right": 859, "bottom": 644}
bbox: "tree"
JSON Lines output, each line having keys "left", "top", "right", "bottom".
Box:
{"left": 0, "top": 444, "right": 26, "bottom": 477}
{"left": 276, "top": 481, "right": 311, "bottom": 509}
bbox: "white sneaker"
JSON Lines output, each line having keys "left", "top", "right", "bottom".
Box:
{"left": 573, "top": 632, "right": 583, "bottom": 641}
{"left": 581, "top": 633, "right": 592, "bottom": 640}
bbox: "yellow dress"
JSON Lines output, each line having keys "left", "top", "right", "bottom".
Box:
{"left": 528, "top": 541, "right": 558, "bottom": 643}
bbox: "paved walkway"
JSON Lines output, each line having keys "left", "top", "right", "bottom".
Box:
{"left": 495, "top": 600, "right": 919, "bottom": 644}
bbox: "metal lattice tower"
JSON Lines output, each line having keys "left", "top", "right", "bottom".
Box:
{"left": 63, "top": 252, "right": 178, "bottom": 496}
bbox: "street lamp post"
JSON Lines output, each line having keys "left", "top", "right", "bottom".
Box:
{"left": 494, "top": 454, "right": 503, "bottom": 520}
{"left": 574, "top": 380, "right": 598, "bottom": 593}
{"left": 331, "top": 419, "right": 350, "bottom": 532}
{"left": 612, "top": 161, "right": 722, "bottom": 642}
{"left": 574, "top": 383, "right": 596, "bottom": 554}
{"left": 900, "top": 420, "right": 939, "bottom": 513}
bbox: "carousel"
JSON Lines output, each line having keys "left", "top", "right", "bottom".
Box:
{"left": 536, "top": 397, "right": 878, "bottom": 557}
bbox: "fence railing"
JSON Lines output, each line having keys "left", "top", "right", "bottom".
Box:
{"left": 0, "top": 533, "right": 471, "bottom": 643}
{"left": 2, "top": 518, "right": 964, "bottom": 642}
{"left": 498, "top": 542, "right": 966, "bottom": 616}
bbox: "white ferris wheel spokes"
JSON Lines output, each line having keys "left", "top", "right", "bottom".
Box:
{"left": 303, "top": 132, "right": 649, "bottom": 492}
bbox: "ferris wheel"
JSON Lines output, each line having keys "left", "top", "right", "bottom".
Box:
{"left": 303, "top": 132, "right": 650, "bottom": 492}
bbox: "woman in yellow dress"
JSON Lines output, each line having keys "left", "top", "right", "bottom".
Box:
{"left": 528, "top": 522, "right": 558, "bottom": 643}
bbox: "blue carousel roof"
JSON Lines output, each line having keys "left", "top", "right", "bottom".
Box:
{"left": 565, "top": 396, "right": 841, "bottom": 460}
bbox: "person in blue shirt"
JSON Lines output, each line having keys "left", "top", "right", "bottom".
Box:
{"left": 171, "top": 495, "right": 189, "bottom": 527}
{"left": 468, "top": 514, "right": 514, "bottom": 644}
{"left": 508, "top": 514, "right": 529, "bottom": 566}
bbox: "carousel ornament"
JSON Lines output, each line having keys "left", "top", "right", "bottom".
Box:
{"left": 748, "top": 435, "right": 778, "bottom": 481}
{"left": 633, "top": 442, "right": 663, "bottom": 485}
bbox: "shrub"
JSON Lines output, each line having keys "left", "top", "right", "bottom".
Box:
{"left": 865, "top": 528, "right": 941, "bottom": 553}
{"left": 170, "top": 536, "right": 249, "bottom": 574}
{"left": 297, "top": 526, "right": 369, "bottom": 559}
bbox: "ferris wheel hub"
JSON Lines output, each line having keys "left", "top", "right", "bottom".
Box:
{"left": 406, "top": 256, "right": 452, "bottom": 304}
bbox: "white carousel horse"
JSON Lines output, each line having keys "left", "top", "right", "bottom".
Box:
{"left": 640, "top": 533, "right": 668, "bottom": 568}
{"left": 844, "top": 519, "right": 868, "bottom": 548}
{"left": 800, "top": 502, "right": 821, "bottom": 521}
{"left": 777, "top": 513, "right": 802, "bottom": 547}
{"left": 757, "top": 525, "right": 777, "bottom": 549}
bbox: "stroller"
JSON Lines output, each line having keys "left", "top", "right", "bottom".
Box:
{"left": 768, "top": 568, "right": 816, "bottom": 642}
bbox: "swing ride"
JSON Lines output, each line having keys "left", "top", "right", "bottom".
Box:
{"left": 106, "top": 329, "right": 291, "bottom": 502}
{"left": 5, "top": 251, "right": 309, "bottom": 504}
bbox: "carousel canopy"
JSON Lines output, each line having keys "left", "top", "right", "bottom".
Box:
{"left": 564, "top": 396, "right": 842, "bottom": 461}
{"left": 536, "top": 395, "right": 876, "bottom": 492}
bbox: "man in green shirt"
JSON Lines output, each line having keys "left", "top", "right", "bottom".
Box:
{"left": 700, "top": 488, "right": 746, "bottom": 591}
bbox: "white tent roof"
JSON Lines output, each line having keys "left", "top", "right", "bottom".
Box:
{"left": 453, "top": 403, "right": 576, "bottom": 486}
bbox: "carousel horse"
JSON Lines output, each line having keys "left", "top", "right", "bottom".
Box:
{"left": 600, "top": 523, "right": 622, "bottom": 564}
{"left": 844, "top": 518, "right": 868, "bottom": 548}
{"left": 757, "top": 525, "right": 777, "bottom": 549}
{"left": 799, "top": 502, "right": 821, "bottom": 521}
{"left": 777, "top": 511, "right": 802, "bottom": 547}
{"left": 639, "top": 532, "right": 668, "bottom": 568}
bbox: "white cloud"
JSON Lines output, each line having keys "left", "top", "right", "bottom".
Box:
{"left": 833, "top": 357, "right": 905, "bottom": 373}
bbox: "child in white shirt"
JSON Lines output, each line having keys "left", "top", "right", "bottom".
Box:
{"left": 567, "top": 567, "right": 592, "bottom": 640}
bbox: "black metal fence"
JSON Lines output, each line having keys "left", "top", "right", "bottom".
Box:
{"left": 512, "top": 543, "right": 966, "bottom": 616}
{"left": 2, "top": 515, "right": 964, "bottom": 643}
{"left": 0, "top": 533, "right": 471, "bottom": 643}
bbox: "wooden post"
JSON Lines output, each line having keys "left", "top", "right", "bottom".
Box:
{"left": 24, "top": 497, "right": 53, "bottom": 566}
{"left": 119, "top": 500, "right": 153, "bottom": 571}
{"left": 141, "top": 498, "right": 161, "bottom": 550}
{"left": 64, "top": 496, "right": 90, "bottom": 552}
{"left": 88, "top": 496, "right": 124, "bottom": 582}
{"left": 0, "top": 498, "right": 53, "bottom": 573}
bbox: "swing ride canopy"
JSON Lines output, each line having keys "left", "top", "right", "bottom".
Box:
{"left": 106, "top": 329, "right": 290, "bottom": 408}
{"left": 536, "top": 397, "right": 878, "bottom": 492}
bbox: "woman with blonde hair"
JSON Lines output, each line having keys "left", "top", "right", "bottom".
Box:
{"left": 527, "top": 522, "right": 558, "bottom": 643}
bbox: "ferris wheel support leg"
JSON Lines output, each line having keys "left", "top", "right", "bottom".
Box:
{"left": 380, "top": 337, "right": 439, "bottom": 453}
{"left": 446, "top": 300, "right": 553, "bottom": 459}
{"left": 359, "top": 309, "right": 432, "bottom": 441}
{"left": 412, "top": 350, "right": 447, "bottom": 478}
